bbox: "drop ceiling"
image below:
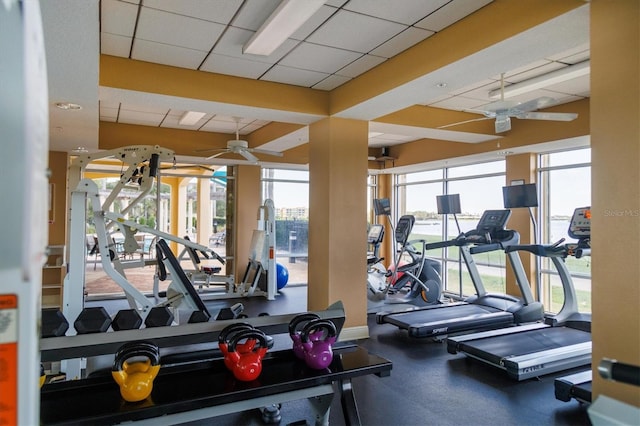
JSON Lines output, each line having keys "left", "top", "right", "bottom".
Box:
{"left": 40, "top": 0, "right": 590, "bottom": 168}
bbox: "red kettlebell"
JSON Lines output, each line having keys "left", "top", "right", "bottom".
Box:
{"left": 112, "top": 341, "right": 161, "bottom": 402}
{"left": 227, "top": 329, "right": 269, "bottom": 381}
{"left": 218, "top": 323, "right": 256, "bottom": 370}
{"left": 300, "top": 319, "right": 337, "bottom": 370}
{"left": 288, "top": 313, "right": 320, "bottom": 359}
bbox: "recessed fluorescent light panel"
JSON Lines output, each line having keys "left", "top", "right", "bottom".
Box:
{"left": 243, "top": 0, "right": 326, "bottom": 56}
{"left": 489, "top": 60, "right": 590, "bottom": 100}
{"left": 179, "top": 111, "right": 206, "bottom": 126}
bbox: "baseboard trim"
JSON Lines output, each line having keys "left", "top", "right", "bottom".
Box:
{"left": 338, "top": 325, "right": 370, "bottom": 341}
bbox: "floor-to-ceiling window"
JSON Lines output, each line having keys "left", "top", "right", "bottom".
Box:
{"left": 538, "top": 148, "right": 591, "bottom": 313}
{"left": 394, "top": 160, "right": 507, "bottom": 297}
{"left": 262, "top": 168, "right": 309, "bottom": 285}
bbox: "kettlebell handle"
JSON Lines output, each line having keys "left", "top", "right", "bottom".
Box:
{"left": 112, "top": 341, "right": 160, "bottom": 372}
{"left": 228, "top": 329, "right": 268, "bottom": 353}
{"left": 300, "top": 319, "right": 337, "bottom": 343}
{"left": 288, "top": 313, "right": 320, "bottom": 336}
{"left": 218, "top": 322, "right": 253, "bottom": 344}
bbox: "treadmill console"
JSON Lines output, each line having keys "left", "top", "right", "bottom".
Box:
{"left": 476, "top": 209, "right": 512, "bottom": 234}
{"left": 568, "top": 206, "right": 591, "bottom": 239}
{"left": 395, "top": 215, "right": 415, "bottom": 246}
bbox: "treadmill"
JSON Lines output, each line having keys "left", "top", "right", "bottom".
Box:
{"left": 376, "top": 209, "right": 544, "bottom": 339}
{"left": 447, "top": 207, "right": 592, "bottom": 381}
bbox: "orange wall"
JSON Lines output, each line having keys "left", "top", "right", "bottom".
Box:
{"left": 590, "top": 1, "right": 640, "bottom": 407}
{"left": 47, "top": 151, "right": 68, "bottom": 246}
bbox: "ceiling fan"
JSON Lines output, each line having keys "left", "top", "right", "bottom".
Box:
{"left": 196, "top": 117, "right": 283, "bottom": 163}
{"left": 439, "top": 74, "right": 578, "bottom": 133}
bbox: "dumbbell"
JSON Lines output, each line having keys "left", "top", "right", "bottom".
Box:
{"left": 112, "top": 309, "right": 143, "bottom": 331}
{"left": 215, "top": 302, "right": 245, "bottom": 321}
{"left": 111, "top": 341, "right": 160, "bottom": 402}
{"left": 300, "top": 319, "right": 337, "bottom": 370}
{"left": 74, "top": 307, "right": 112, "bottom": 334}
{"left": 144, "top": 306, "right": 174, "bottom": 328}
{"left": 288, "top": 313, "right": 320, "bottom": 359}
{"left": 41, "top": 308, "right": 69, "bottom": 338}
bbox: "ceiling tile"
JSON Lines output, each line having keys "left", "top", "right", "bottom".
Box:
{"left": 429, "top": 95, "right": 488, "bottom": 111}
{"left": 279, "top": 42, "right": 362, "bottom": 74}
{"left": 101, "top": 33, "right": 132, "bottom": 57}
{"left": 100, "top": 105, "right": 119, "bottom": 120}
{"left": 336, "top": 54, "right": 386, "bottom": 78}
{"left": 132, "top": 39, "right": 208, "bottom": 69}
{"left": 312, "top": 74, "right": 351, "bottom": 90}
{"left": 121, "top": 103, "right": 169, "bottom": 114}
{"left": 290, "top": 5, "right": 338, "bottom": 41}
{"left": 369, "top": 27, "right": 434, "bottom": 58}
{"left": 546, "top": 43, "right": 590, "bottom": 62}
{"left": 261, "top": 65, "right": 329, "bottom": 87}
{"left": 101, "top": 0, "right": 138, "bottom": 37}
{"left": 142, "top": 0, "right": 243, "bottom": 24}
{"left": 344, "top": 0, "right": 449, "bottom": 25}
{"left": 307, "top": 10, "right": 407, "bottom": 54}
{"left": 415, "top": 0, "right": 493, "bottom": 32}
{"left": 231, "top": 0, "right": 280, "bottom": 31}
{"left": 503, "top": 61, "right": 567, "bottom": 84}
{"left": 544, "top": 74, "right": 590, "bottom": 97}
{"left": 201, "top": 53, "right": 274, "bottom": 79}
{"left": 137, "top": 7, "right": 225, "bottom": 51}
{"left": 100, "top": 100, "right": 120, "bottom": 109}
{"left": 118, "top": 110, "right": 166, "bottom": 126}
{"left": 200, "top": 119, "right": 240, "bottom": 133}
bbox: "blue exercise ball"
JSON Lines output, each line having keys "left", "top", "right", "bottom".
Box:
{"left": 276, "top": 262, "right": 289, "bottom": 290}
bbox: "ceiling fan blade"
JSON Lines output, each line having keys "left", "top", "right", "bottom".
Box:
{"left": 206, "top": 151, "right": 228, "bottom": 160}
{"left": 518, "top": 111, "right": 578, "bottom": 121}
{"left": 195, "top": 147, "right": 226, "bottom": 153}
{"left": 240, "top": 150, "right": 259, "bottom": 163}
{"left": 250, "top": 148, "right": 284, "bottom": 157}
{"left": 438, "top": 116, "right": 492, "bottom": 129}
{"left": 512, "top": 96, "right": 556, "bottom": 113}
{"left": 477, "top": 100, "right": 519, "bottom": 114}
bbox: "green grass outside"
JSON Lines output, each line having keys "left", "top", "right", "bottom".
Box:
{"left": 444, "top": 268, "right": 591, "bottom": 313}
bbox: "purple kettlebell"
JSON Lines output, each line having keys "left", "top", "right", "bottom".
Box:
{"left": 300, "top": 319, "right": 337, "bottom": 370}
{"left": 289, "top": 313, "right": 320, "bottom": 359}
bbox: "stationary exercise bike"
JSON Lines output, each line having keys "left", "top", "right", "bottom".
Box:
{"left": 367, "top": 202, "right": 442, "bottom": 313}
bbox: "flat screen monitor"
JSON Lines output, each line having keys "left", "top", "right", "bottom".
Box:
{"left": 373, "top": 198, "right": 391, "bottom": 216}
{"left": 367, "top": 224, "right": 384, "bottom": 244}
{"left": 503, "top": 183, "right": 538, "bottom": 208}
{"left": 436, "top": 194, "right": 461, "bottom": 215}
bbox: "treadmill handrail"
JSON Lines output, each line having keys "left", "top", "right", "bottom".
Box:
{"left": 505, "top": 239, "right": 567, "bottom": 257}
{"left": 470, "top": 242, "right": 505, "bottom": 254}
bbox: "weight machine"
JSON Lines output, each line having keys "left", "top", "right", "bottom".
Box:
{"left": 65, "top": 145, "right": 228, "bottom": 328}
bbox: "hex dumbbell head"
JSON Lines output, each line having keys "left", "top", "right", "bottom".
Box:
{"left": 41, "top": 308, "right": 69, "bottom": 338}
{"left": 74, "top": 307, "right": 112, "bottom": 334}
{"left": 112, "top": 309, "right": 143, "bottom": 331}
{"left": 189, "top": 310, "right": 210, "bottom": 323}
{"left": 144, "top": 306, "right": 174, "bottom": 328}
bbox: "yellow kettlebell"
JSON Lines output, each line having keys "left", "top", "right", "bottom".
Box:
{"left": 40, "top": 363, "right": 46, "bottom": 388}
{"left": 112, "top": 341, "right": 160, "bottom": 403}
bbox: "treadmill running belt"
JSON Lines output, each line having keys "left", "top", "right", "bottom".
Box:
{"left": 380, "top": 304, "right": 514, "bottom": 338}
{"left": 460, "top": 327, "right": 590, "bottom": 366}
{"left": 386, "top": 304, "right": 499, "bottom": 323}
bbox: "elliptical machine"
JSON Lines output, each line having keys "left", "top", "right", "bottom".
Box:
{"left": 367, "top": 199, "right": 442, "bottom": 313}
